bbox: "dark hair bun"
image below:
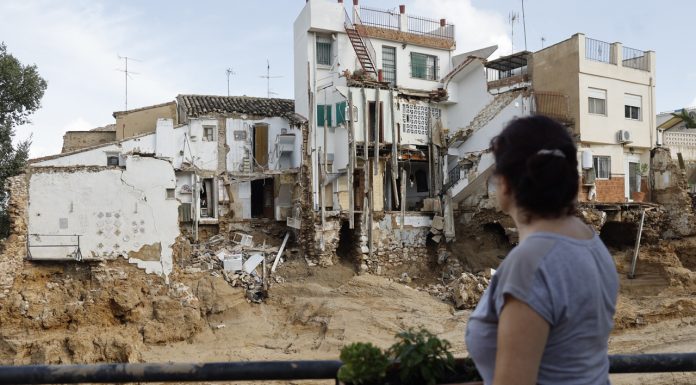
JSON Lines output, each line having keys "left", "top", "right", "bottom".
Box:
{"left": 491, "top": 115, "right": 578, "bottom": 219}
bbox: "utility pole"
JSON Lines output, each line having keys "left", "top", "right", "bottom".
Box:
{"left": 226, "top": 68, "right": 235, "bottom": 96}
{"left": 521, "top": 0, "right": 528, "bottom": 51}
{"left": 508, "top": 12, "right": 519, "bottom": 54}
{"left": 116, "top": 55, "right": 140, "bottom": 111}
{"left": 259, "top": 59, "right": 282, "bottom": 98}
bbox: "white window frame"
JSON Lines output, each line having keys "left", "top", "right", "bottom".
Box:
{"left": 588, "top": 88, "right": 607, "bottom": 116}
{"left": 624, "top": 93, "right": 642, "bottom": 121}
{"left": 203, "top": 125, "right": 216, "bottom": 141}
{"left": 593, "top": 156, "right": 611, "bottom": 180}
{"left": 316, "top": 35, "right": 332, "bottom": 67}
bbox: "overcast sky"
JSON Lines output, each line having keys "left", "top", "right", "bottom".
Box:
{"left": 2, "top": 0, "right": 693, "bottom": 157}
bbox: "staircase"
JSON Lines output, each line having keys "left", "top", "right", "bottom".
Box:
{"left": 449, "top": 90, "right": 523, "bottom": 147}
{"left": 344, "top": 9, "right": 377, "bottom": 78}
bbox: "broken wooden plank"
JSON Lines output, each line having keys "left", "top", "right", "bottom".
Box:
{"left": 271, "top": 232, "right": 290, "bottom": 273}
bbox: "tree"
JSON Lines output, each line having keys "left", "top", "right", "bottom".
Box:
{"left": 0, "top": 42, "right": 47, "bottom": 238}
{"left": 670, "top": 108, "right": 696, "bottom": 129}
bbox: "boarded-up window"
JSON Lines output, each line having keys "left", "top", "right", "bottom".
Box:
{"left": 335, "top": 101, "right": 347, "bottom": 125}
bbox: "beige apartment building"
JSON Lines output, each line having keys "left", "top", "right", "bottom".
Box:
{"left": 531, "top": 33, "right": 656, "bottom": 202}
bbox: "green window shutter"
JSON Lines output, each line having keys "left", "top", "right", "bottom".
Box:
{"left": 317, "top": 105, "right": 333, "bottom": 126}
{"left": 336, "top": 101, "right": 347, "bottom": 125}
{"left": 317, "top": 105, "right": 324, "bottom": 126}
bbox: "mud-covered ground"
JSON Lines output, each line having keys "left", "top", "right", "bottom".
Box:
{"left": 1, "top": 230, "right": 695, "bottom": 384}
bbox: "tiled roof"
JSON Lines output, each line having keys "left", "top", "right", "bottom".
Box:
{"left": 177, "top": 94, "right": 305, "bottom": 125}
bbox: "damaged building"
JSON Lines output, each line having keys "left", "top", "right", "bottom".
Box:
{"left": 24, "top": 95, "right": 306, "bottom": 277}
{"left": 294, "top": 0, "right": 458, "bottom": 270}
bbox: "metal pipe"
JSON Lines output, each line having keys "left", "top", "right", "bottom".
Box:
{"left": 628, "top": 208, "right": 646, "bottom": 279}
{"left": 0, "top": 361, "right": 344, "bottom": 384}
{"left": 4, "top": 354, "right": 695, "bottom": 384}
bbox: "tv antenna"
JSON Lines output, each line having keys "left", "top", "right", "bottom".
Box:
{"left": 541, "top": 36, "right": 546, "bottom": 49}
{"left": 259, "top": 59, "right": 282, "bottom": 98}
{"left": 521, "top": 0, "right": 528, "bottom": 51}
{"left": 116, "top": 55, "right": 141, "bottom": 111}
{"left": 226, "top": 68, "right": 236, "bottom": 96}
{"left": 508, "top": 11, "right": 519, "bottom": 54}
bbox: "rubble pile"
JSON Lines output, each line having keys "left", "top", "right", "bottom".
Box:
{"left": 418, "top": 270, "right": 491, "bottom": 309}
{"left": 180, "top": 231, "right": 293, "bottom": 304}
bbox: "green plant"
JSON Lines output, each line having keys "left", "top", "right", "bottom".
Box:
{"left": 388, "top": 328, "right": 455, "bottom": 385}
{"left": 639, "top": 163, "right": 649, "bottom": 175}
{"left": 337, "top": 342, "right": 390, "bottom": 385}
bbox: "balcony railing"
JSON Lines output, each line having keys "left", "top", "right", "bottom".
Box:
{"left": 585, "top": 37, "right": 614, "bottom": 63}
{"left": 357, "top": 7, "right": 455, "bottom": 41}
{"left": 535, "top": 91, "right": 571, "bottom": 122}
{"left": 359, "top": 6, "right": 400, "bottom": 30}
{"left": 407, "top": 14, "right": 454, "bottom": 40}
{"left": 623, "top": 46, "right": 650, "bottom": 71}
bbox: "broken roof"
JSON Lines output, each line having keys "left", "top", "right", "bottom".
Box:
{"left": 485, "top": 51, "right": 531, "bottom": 71}
{"left": 177, "top": 94, "right": 305, "bottom": 125}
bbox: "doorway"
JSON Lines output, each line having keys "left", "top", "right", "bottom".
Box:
{"left": 251, "top": 178, "right": 274, "bottom": 219}
{"left": 628, "top": 161, "right": 640, "bottom": 198}
{"left": 254, "top": 123, "right": 269, "bottom": 169}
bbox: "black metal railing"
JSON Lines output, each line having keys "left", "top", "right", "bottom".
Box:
{"left": 585, "top": 37, "right": 613, "bottom": 63}
{"left": 444, "top": 164, "right": 462, "bottom": 191}
{"left": 622, "top": 46, "right": 650, "bottom": 71}
{"left": 2, "top": 354, "right": 696, "bottom": 384}
{"left": 359, "top": 6, "right": 400, "bottom": 30}
{"left": 407, "top": 14, "right": 454, "bottom": 40}
{"left": 486, "top": 66, "right": 528, "bottom": 82}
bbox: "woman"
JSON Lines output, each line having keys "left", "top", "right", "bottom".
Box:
{"left": 465, "top": 116, "right": 619, "bottom": 385}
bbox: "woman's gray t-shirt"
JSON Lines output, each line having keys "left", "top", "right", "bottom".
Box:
{"left": 465, "top": 232, "right": 619, "bottom": 385}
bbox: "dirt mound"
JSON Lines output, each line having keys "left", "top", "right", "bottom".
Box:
{"left": 0, "top": 259, "right": 206, "bottom": 364}
{"left": 612, "top": 241, "right": 696, "bottom": 330}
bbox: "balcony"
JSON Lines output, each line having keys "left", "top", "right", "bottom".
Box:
{"left": 584, "top": 36, "right": 651, "bottom": 72}
{"left": 356, "top": 6, "right": 455, "bottom": 50}
{"left": 485, "top": 51, "right": 531, "bottom": 91}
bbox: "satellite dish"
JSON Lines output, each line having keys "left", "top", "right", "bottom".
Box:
{"left": 688, "top": 111, "right": 696, "bottom": 121}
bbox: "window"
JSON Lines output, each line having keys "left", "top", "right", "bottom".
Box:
{"left": 335, "top": 101, "right": 347, "bottom": 125}
{"left": 106, "top": 153, "right": 120, "bottom": 166}
{"left": 317, "top": 105, "right": 332, "bottom": 127}
{"left": 414, "top": 169, "right": 429, "bottom": 192}
{"left": 411, "top": 53, "right": 438, "bottom": 80}
{"left": 588, "top": 88, "right": 607, "bottom": 115}
{"left": 316, "top": 36, "right": 332, "bottom": 66}
{"left": 624, "top": 94, "right": 642, "bottom": 120}
{"left": 166, "top": 188, "right": 175, "bottom": 199}
{"left": 593, "top": 156, "right": 610, "bottom": 179}
{"left": 203, "top": 125, "right": 215, "bottom": 141}
{"left": 382, "top": 46, "right": 396, "bottom": 86}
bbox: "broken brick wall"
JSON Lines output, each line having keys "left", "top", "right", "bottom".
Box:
{"left": 0, "top": 174, "right": 28, "bottom": 299}
{"left": 651, "top": 146, "right": 696, "bottom": 238}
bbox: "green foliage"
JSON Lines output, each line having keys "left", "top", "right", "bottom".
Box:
{"left": 337, "top": 342, "right": 390, "bottom": 385}
{"left": 0, "top": 42, "right": 46, "bottom": 238}
{"left": 388, "top": 328, "right": 455, "bottom": 385}
{"left": 670, "top": 108, "right": 696, "bottom": 129}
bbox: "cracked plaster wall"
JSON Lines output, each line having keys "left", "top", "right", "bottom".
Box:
{"left": 27, "top": 156, "right": 179, "bottom": 277}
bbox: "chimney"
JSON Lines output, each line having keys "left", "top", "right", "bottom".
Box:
{"left": 399, "top": 4, "right": 406, "bottom": 13}
{"left": 378, "top": 69, "right": 384, "bottom": 82}
{"left": 440, "top": 18, "right": 446, "bottom": 27}
{"left": 338, "top": 0, "right": 343, "bottom": 2}
{"left": 353, "top": 0, "right": 358, "bottom": 5}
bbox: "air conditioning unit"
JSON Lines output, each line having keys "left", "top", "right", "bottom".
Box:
{"left": 617, "top": 130, "right": 632, "bottom": 144}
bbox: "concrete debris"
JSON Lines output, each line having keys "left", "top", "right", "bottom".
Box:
{"left": 419, "top": 271, "right": 491, "bottom": 310}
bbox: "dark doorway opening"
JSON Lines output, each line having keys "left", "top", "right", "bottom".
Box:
{"left": 251, "top": 178, "right": 274, "bottom": 219}
{"left": 336, "top": 220, "right": 358, "bottom": 262}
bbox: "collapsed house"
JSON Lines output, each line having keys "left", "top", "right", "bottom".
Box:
{"left": 25, "top": 95, "right": 306, "bottom": 277}
{"left": 294, "top": 0, "right": 460, "bottom": 269}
